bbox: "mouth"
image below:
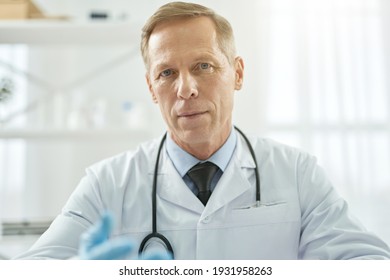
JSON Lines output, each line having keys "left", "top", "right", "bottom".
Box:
{"left": 178, "top": 111, "right": 207, "bottom": 119}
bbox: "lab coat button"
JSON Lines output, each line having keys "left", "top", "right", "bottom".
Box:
{"left": 203, "top": 216, "right": 211, "bottom": 223}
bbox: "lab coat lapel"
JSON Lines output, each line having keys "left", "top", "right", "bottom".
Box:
{"left": 203, "top": 134, "right": 256, "bottom": 216}
{"left": 153, "top": 146, "right": 204, "bottom": 215}
{"left": 147, "top": 133, "right": 256, "bottom": 216}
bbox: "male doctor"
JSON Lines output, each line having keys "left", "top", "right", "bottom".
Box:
{"left": 16, "top": 2, "right": 390, "bottom": 260}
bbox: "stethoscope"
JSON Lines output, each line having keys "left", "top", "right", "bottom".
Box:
{"left": 138, "top": 126, "right": 261, "bottom": 259}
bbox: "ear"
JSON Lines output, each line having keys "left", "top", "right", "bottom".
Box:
{"left": 146, "top": 73, "right": 158, "bottom": 104}
{"left": 234, "top": 56, "right": 244, "bottom": 90}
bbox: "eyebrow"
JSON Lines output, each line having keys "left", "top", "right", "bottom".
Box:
{"left": 154, "top": 63, "right": 171, "bottom": 71}
{"left": 151, "top": 52, "right": 221, "bottom": 73}
{"left": 193, "top": 53, "right": 219, "bottom": 62}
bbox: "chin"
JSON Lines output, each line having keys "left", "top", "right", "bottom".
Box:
{"left": 175, "top": 126, "right": 212, "bottom": 145}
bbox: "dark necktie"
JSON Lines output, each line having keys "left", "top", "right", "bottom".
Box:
{"left": 187, "top": 161, "right": 219, "bottom": 205}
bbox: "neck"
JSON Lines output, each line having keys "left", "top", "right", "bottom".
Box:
{"left": 170, "top": 127, "right": 232, "bottom": 160}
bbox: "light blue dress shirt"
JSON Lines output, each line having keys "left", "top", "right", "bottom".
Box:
{"left": 166, "top": 128, "right": 237, "bottom": 195}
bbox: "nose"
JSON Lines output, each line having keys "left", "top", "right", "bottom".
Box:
{"left": 176, "top": 72, "right": 198, "bottom": 99}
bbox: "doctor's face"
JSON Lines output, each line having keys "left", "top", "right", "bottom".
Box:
{"left": 146, "top": 16, "right": 244, "bottom": 158}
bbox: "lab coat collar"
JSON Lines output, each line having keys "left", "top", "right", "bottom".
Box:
{"left": 151, "top": 133, "right": 257, "bottom": 216}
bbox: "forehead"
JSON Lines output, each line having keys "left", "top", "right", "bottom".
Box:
{"left": 147, "top": 17, "right": 222, "bottom": 66}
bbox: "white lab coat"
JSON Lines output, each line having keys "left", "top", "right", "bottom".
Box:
{"left": 16, "top": 133, "right": 390, "bottom": 259}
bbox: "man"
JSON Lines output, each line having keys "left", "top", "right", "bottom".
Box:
{"left": 16, "top": 2, "right": 390, "bottom": 260}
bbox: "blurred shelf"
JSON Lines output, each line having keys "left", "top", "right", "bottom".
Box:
{"left": 0, "top": 19, "right": 139, "bottom": 44}
{"left": 0, "top": 127, "right": 153, "bottom": 140}
{"left": 2, "top": 220, "right": 51, "bottom": 236}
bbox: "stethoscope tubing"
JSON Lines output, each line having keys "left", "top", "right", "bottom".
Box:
{"left": 138, "top": 127, "right": 260, "bottom": 258}
{"left": 234, "top": 126, "right": 261, "bottom": 203}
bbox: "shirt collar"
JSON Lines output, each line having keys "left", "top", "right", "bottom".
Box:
{"left": 166, "top": 128, "right": 237, "bottom": 177}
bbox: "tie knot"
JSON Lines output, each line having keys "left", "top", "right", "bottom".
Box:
{"left": 187, "top": 161, "right": 219, "bottom": 205}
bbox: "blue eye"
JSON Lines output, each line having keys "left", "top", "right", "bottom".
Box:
{"left": 200, "top": 63, "right": 210, "bottom": 70}
{"left": 160, "top": 69, "right": 173, "bottom": 77}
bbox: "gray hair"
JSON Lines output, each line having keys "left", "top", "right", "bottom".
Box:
{"left": 141, "top": 1, "right": 237, "bottom": 68}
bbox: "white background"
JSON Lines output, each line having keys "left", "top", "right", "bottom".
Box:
{"left": 0, "top": 0, "right": 389, "bottom": 253}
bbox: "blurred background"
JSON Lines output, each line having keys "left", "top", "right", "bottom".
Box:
{"left": 0, "top": 0, "right": 389, "bottom": 258}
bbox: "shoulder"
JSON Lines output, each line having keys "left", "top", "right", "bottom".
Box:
{"left": 242, "top": 135, "right": 321, "bottom": 184}
{"left": 246, "top": 136, "right": 314, "bottom": 165}
{"left": 85, "top": 136, "right": 162, "bottom": 182}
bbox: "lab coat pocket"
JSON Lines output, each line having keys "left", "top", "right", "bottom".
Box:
{"left": 228, "top": 201, "right": 298, "bottom": 227}
{"left": 199, "top": 201, "right": 301, "bottom": 259}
